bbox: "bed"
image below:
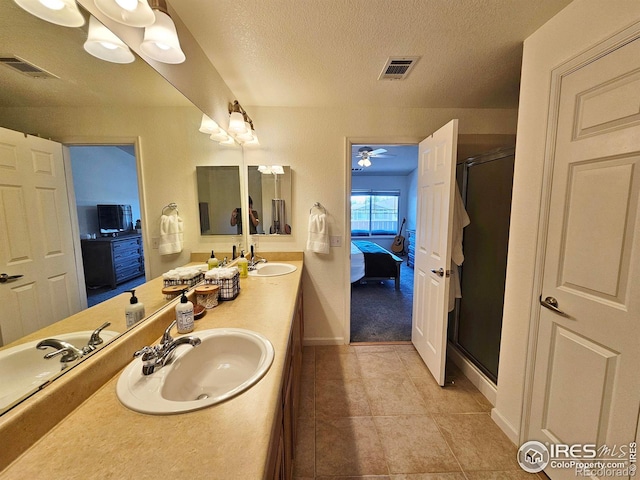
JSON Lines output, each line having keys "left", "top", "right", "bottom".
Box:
{"left": 351, "top": 240, "right": 404, "bottom": 290}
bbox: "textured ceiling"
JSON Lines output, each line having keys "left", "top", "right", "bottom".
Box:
{"left": 172, "top": 0, "right": 573, "bottom": 109}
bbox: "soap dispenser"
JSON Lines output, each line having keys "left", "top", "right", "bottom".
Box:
{"left": 238, "top": 250, "right": 249, "bottom": 278}
{"left": 175, "top": 290, "right": 194, "bottom": 334}
{"left": 125, "top": 290, "right": 145, "bottom": 328}
{"left": 207, "top": 250, "right": 219, "bottom": 270}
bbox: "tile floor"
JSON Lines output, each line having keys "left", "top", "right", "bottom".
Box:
{"left": 293, "top": 344, "right": 547, "bottom": 479}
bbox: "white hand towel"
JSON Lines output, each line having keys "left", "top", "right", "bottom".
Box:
{"left": 159, "top": 214, "right": 184, "bottom": 255}
{"left": 306, "top": 213, "right": 330, "bottom": 254}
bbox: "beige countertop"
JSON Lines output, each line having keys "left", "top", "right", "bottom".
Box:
{"left": 1, "top": 257, "right": 303, "bottom": 479}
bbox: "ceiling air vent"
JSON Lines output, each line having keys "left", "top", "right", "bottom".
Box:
{"left": 0, "top": 56, "right": 58, "bottom": 79}
{"left": 378, "top": 56, "right": 420, "bottom": 81}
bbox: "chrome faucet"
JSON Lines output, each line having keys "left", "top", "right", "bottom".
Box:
{"left": 133, "top": 320, "right": 201, "bottom": 375}
{"left": 85, "top": 322, "right": 111, "bottom": 351}
{"left": 248, "top": 245, "right": 267, "bottom": 270}
{"left": 36, "top": 339, "right": 85, "bottom": 370}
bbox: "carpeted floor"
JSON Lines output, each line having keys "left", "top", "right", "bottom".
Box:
{"left": 87, "top": 275, "right": 147, "bottom": 308}
{"left": 350, "top": 259, "right": 414, "bottom": 342}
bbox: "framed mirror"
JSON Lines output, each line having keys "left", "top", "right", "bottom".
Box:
{"left": 196, "top": 166, "right": 242, "bottom": 235}
{"left": 247, "top": 166, "right": 292, "bottom": 235}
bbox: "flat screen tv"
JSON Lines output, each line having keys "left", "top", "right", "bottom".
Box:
{"left": 97, "top": 204, "right": 133, "bottom": 234}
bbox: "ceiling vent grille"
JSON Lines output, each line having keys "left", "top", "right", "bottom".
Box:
{"left": 0, "top": 56, "right": 57, "bottom": 79}
{"left": 378, "top": 56, "right": 420, "bottom": 80}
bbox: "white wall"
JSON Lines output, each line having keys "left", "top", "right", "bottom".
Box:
{"left": 494, "top": 0, "right": 640, "bottom": 444}
{"left": 70, "top": 146, "right": 140, "bottom": 235}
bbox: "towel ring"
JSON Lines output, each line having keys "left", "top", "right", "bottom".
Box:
{"left": 310, "top": 202, "right": 326, "bottom": 214}
{"left": 162, "top": 203, "right": 179, "bottom": 215}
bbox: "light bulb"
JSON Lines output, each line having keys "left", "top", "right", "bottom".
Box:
{"left": 39, "top": 0, "right": 65, "bottom": 10}
{"left": 115, "top": 0, "right": 138, "bottom": 11}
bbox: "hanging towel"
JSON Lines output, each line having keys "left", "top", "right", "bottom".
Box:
{"left": 449, "top": 183, "right": 470, "bottom": 311}
{"left": 159, "top": 213, "right": 184, "bottom": 255}
{"left": 306, "top": 212, "right": 330, "bottom": 254}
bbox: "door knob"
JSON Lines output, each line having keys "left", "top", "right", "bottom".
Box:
{"left": 539, "top": 296, "right": 570, "bottom": 318}
{"left": 430, "top": 268, "right": 451, "bottom": 277}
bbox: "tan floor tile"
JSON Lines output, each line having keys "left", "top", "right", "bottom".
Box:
{"left": 397, "top": 350, "right": 432, "bottom": 377}
{"left": 316, "top": 417, "right": 388, "bottom": 476}
{"left": 358, "top": 351, "right": 406, "bottom": 378}
{"left": 434, "top": 413, "right": 520, "bottom": 471}
{"left": 317, "top": 477, "right": 391, "bottom": 480}
{"left": 364, "top": 376, "right": 427, "bottom": 416}
{"left": 293, "top": 417, "right": 315, "bottom": 478}
{"left": 316, "top": 377, "right": 372, "bottom": 418}
{"left": 316, "top": 352, "right": 362, "bottom": 380}
{"left": 298, "top": 360, "right": 315, "bottom": 419}
{"left": 411, "top": 376, "right": 487, "bottom": 414}
{"left": 375, "top": 416, "right": 461, "bottom": 474}
{"left": 465, "top": 471, "right": 542, "bottom": 479}
{"left": 354, "top": 344, "right": 399, "bottom": 354}
{"left": 316, "top": 345, "right": 357, "bottom": 357}
{"left": 391, "top": 474, "right": 467, "bottom": 479}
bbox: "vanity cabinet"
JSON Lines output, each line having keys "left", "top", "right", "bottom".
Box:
{"left": 81, "top": 234, "right": 144, "bottom": 289}
{"left": 267, "top": 289, "right": 303, "bottom": 480}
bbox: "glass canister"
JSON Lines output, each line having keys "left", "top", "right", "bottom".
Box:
{"left": 195, "top": 284, "right": 220, "bottom": 309}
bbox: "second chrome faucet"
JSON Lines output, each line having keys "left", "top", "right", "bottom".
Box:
{"left": 134, "top": 320, "right": 201, "bottom": 375}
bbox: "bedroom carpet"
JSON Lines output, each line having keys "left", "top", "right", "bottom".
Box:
{"left": 350, "top": 260, "right": 414, "bottom": 342}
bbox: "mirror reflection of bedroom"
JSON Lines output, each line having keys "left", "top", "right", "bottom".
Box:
{"left": 350, "top": 144, "right": 418, "bottom": 343}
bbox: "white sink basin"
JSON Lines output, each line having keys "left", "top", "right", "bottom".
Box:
{"left": 0, "top": 330, "right": 119, "bottom": 411}
{"left": 248, "top": 262, "right": 297, "bottom": 277}
{"left": 116, "top": 328, "right": 274, "bottom": 415}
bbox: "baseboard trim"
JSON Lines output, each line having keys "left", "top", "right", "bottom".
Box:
{"left": 447, "top": 344, "right": 497, "bottom": 406}
{"left": 491, "top": 407, "right": 520, "bottom": 445}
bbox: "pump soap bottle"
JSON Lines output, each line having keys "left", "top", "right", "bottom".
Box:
{"left": 207, "top": 250, "right": 219, "bottom": 270}
{"left": 175, "top": 290, "right": 195, "bottom": 334}
{"left": 125, "top": 290, "right": 145, "bottom": 328}
{"left": 238, "top": 250, "right": 249, "bottom": 278}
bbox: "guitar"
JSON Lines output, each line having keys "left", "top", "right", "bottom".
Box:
{"left": 391, "top": 218, "right": 406, "bottom": 253}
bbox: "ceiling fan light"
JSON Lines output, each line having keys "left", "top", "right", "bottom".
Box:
{"left": 84, "top": 16, "right": 135, "bottom": 64}
{"left": 14, "top": 0, "right": 85, "bottom": 27}
{"left": 95, "top": 0, "right": 155, "bottom": 27}
{"left": 140, "top": 9, "right": 185, "bottom": 64}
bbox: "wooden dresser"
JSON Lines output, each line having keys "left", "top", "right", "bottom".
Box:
{"left": 81, "top": 234, "right": 144, "bottom": 289}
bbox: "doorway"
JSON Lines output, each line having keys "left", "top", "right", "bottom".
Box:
{"left": 349, "top": 143, "right": 418, "bottom": 343}
{"left": 68, "top": 145, "right": 146, "bottom": 307}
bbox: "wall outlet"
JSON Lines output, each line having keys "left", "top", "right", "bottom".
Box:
{"left": 151, "top": 237, "right": 159, "bottom": 249}
{"left": 330, "top": 235, "right": 342, "bottom": 247}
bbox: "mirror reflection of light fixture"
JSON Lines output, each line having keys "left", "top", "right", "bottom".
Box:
{"left": 84, "top": 16, "right": 135, "bottom": 64}
{"left": 140, "top": 0, "right": 185, "bottom": 64}
{"left": 198, "top": 113, "right": 220, "bottom": 135}
{"left": 13, "top": 0, "right": 84, "bottom": 27}
{"left": 358, "top": 157, "right": 371, "bottom": 168}
{"left": 94, "top": 0, "right": 155, "bottom": 27}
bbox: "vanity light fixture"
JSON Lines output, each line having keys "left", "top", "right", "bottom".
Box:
{"left": 258, "top": 165, "right": 284, "bottom": 175}
{"left": 13, "top": 0, "right": 85, "bottom": 27}
{"left": 94, "top": 0, "right": 155, "bottom": 27}
{"left": 210, "top": 131, "right": 229, "bottom": 142}
{"left": 84, "top": 15, "right": 135, "bottom": 64}
{"left": 228, "top": 100, "right": 247, "bottom": 134}
{"left": 140, "top": 0, "right": 185, "bottom": 64}
{"left": 198, "top": 113, "right": 220, "bottom": 135}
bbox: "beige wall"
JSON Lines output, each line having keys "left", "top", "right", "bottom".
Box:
{"left": 494, "top": 0, "right": 640, "bottom": 444}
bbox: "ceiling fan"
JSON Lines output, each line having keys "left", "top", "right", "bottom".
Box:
{"left": 354, "top": 146, "right": 392, "bottom": 167}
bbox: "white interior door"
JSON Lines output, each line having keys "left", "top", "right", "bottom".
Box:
{"left": 0, "top": 127, "right": 81, "bottom": 346}
{"left": 528, "top": 36, "right": 640, "bottom": 479}
{"left": 412, "top": 119, "right": 458, "bottom": 386}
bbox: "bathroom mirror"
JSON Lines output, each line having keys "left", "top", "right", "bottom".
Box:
{"left": 196, "top": 166, "right": 242, "bottom": 235}
{"left": 0, "top": 2, "right": 221, "bottom": 415}
{"left": 247, "top": 166, "right": 293, "bottom": 235}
